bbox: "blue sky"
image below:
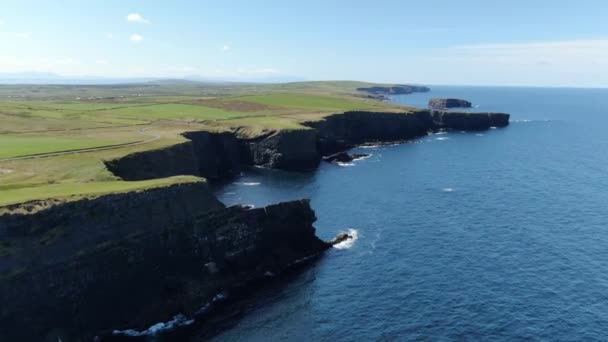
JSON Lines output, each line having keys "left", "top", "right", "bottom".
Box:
{"left": 1, "top": 0, "right": 607, "bottom": 86}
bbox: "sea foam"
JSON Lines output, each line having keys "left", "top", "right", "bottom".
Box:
{"left": 333, "top": 229, "right": 359, "bottom": 250}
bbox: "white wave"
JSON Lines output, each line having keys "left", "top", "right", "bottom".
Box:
{"left": 475, "top": 133, "right": 484, "bottom": 136}
{"left": 333, "top": 229, "right": 359, "bottom": 250}
{"left": 435, "top": 137, "right": 449, "bottom": 141}
{"left": 442, "top": 187, "right": 455, "bottom": 192}
{"left": 113, "top": 314, "right": 194, "bottom": 337}
{"left": 352, "top": 154, "right": 372, "bottom": 161}
{"left": 490, "top": 126, "right": 497, "bottom": 129}
{"left": 337, "top": 162, "right": 355, "bottom": 167}
{"left": 434, "top": 131, "right": 448, "bottom": 135}
{"left": 235, "top": 182, "right": 261, "bottom": 186}
{"left": 359, "top": 144, "right": 381, "bottom": 149}
{"left": 223, "top": 192, "right": 237, "bottom": 195}
{"left": 474, "top": 104, "right": 480, "bottom": 108}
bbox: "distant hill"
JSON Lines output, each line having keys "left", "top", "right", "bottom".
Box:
{"left": 0, "top": 72, "right": 306, "bottom": 85}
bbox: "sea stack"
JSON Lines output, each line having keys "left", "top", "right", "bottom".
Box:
{"left": 429, "top": 98, "right": 473, "bottom": 109}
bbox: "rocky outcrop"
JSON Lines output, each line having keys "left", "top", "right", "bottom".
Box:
{"left": 323, "top": 152, "right": 370, "bottom": 164}
{"left": 0, "top": 182, "right": 329, "bottom": 340}
{"left": 432, "top": 111, "right": 510, "bottom": 130}
{"left": 429, "top": 98, "right": 472, "bottom": 109}
{"left": 357, "top": 85, "right": 430, "bottom": 95}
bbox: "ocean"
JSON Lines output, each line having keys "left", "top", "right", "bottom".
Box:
{"left": 211, "top": 86, "right": 608, "bottom": 341}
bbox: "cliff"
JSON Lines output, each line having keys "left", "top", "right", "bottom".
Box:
{"left": 105, "top": 110, "right": 510, "bottom": 180}
{"left": 105, "top": 131, "right": 242, "bottom": 182}
{"left": 357, "top": 85, "right": 430, "bottom": 95}
{"left": 0, "top": 182, "right": 328, "bottom": 340}
{"left": 432, "top": 111, "right": 510, "bottom": 130}
{"left": 241, "top": 129, "right": 321, "bottom": 171}
{"left": 303, "top": 111, "right": 432, "bottom": 155}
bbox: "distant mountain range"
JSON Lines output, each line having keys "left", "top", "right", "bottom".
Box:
{"left": 0, "top": 72, "right": 306, "bottom": 85}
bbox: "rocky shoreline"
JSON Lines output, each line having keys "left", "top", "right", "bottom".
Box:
{"left": 0, "top": 107, "right": 510, "bottom": 340}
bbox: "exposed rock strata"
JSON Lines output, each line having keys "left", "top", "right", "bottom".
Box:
{"left": 241, "top": 129, "right": 320, "bottom": 171}
{"left": 0, "top": 182, "right": 328, "bottom": 340}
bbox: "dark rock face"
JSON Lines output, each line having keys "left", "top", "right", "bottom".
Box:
{"left": 323, "top": 152, "right": 370, "bottom": 163}
{"left": 182, "top": 131, "right": 242, "bottom": 180}
{"left": 104, "top": 141, "right": 199, "bottom": 181}
{"left": 323, "top": 151, "right": 354, "bottom": 163}
{"left": 105, "top": 132, "right": 241, "bottom": 182}
{"left": 243, "top": 129, "right": 321, "bottom": 171}
{"left": 328, "top": 232, "right": 353, "bottom": 246}
{"left": 0, "top": 182, "right": 328, "bottom": 340}
{"left": 304, "top": 111, "right": 433, "bottom": 155}
{"left": 429, "top": 98, "right": 472, "bottom": 109}
{"left": 432, "top": 111, "right": 510, "bottom": 130}
{"left": 357, "top": 85, "right": 430, "bottom": 95}
{"left": 105, "top": 110, "right": 509, "bottom": 179}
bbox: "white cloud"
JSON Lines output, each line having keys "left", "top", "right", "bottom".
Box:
{"left": 127, "top": 13, "right": 150, "bottom": 24}
{"left": 222, "top": 44, "right": 231, "bottom": 52}
{"left": 95, "top": 59, "right": 108, "bottom": 65}
{"left": 130, "top": 34, "right": 144, "bottom": 42}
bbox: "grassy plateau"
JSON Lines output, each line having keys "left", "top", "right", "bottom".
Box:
{"left": 0, "top": 81, "right": 420, "bottom": 207}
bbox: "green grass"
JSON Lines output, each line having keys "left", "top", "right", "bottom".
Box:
{"left": 106, "top": 103, "right": 254, "bottom": 120}
{"left": 0, "top": 176, "right": 202, "bottom": 207}
{"left": 238, "top": 93, "right": 379, "bottom": 112}
{"left": 0, "top": 81, "right": 420, "bottom": 207}
{"left": 0, "top": 135, "right": 124, "bottom": 159}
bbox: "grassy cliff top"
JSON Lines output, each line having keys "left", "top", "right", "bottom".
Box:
{"left": 0, "top": 81, "right": 423, "bottom": 207}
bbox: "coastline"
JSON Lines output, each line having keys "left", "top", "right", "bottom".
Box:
{"left": 0, "top": 92, "right": 510, "bottom": 340}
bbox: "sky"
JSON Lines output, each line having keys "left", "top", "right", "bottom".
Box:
{"left": 1, "top": 0, "right": 608, "bottom": 87}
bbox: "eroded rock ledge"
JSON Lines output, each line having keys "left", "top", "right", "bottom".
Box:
{"left": 0, "top": 182, "right": 329, "bottom": 340}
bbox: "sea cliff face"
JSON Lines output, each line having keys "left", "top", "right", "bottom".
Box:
{"left": 432, "top": 111, "right": 510, "bottom": 130}
{"left": 105, "top": 110, "right": 510, "bottom": 180}
{"left": 303, "top": 110, "right": 432, "bottom": 155}
{"left": 104, "top": 131, "right": 241, "bottom": 182}
{"left": 0, "top": 181, "right": 328, "bottom": 340}
{"left": 242, "top": 129, "right": 321, "bottom": 170}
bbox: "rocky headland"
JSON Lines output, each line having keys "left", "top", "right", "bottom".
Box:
{"left": 0, "top": 104, "right": 510, "bottom": 340}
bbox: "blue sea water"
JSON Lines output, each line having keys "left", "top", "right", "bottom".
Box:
{"left": 212, "top": 86, "right": 608, "bottom": 341}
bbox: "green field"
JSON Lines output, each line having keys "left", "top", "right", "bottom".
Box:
{"left": 0, "top": 81, "right": 419, "bottom": 207}
{"left": 0, "top": 135, "right": 128, "bottom": 159}
{"left": 0, "top": 176, "right": 202, "bottom": 209}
